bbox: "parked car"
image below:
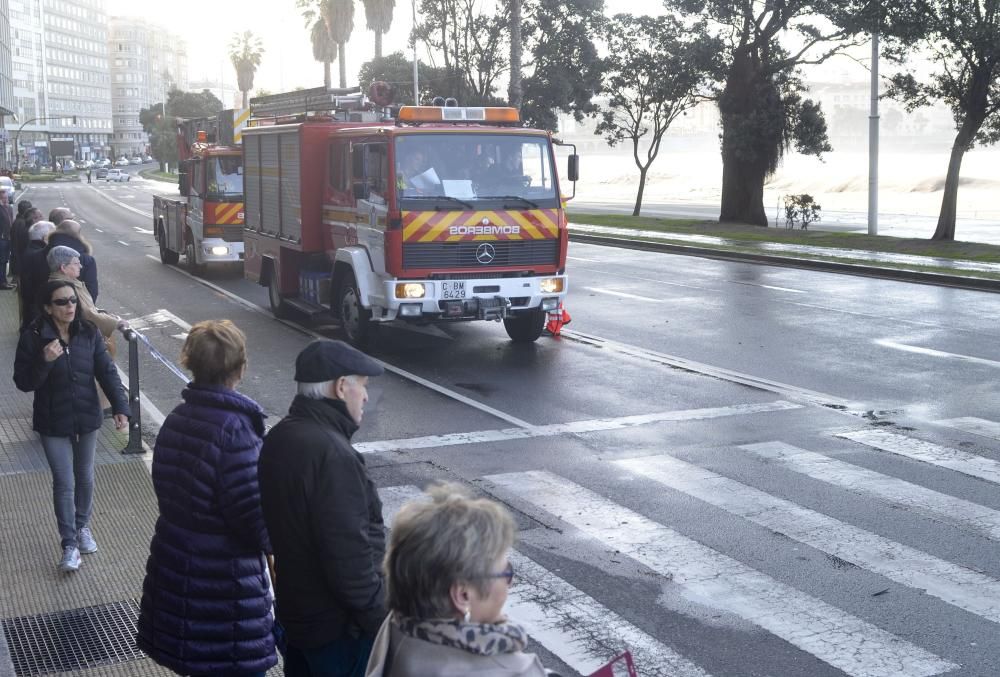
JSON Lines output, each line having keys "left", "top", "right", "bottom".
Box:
{"left": 130, "top": 157, "right": 142, "bottom": 165}
{"left": 95, "top": 167, "right": 109, "bottom": 179}
{"left": 0, "top": 176, "right": 15, "bottom": 202}
{"left": 143, "top": 155, "right": 154, "bottom": 163}
{"left": 115, "top": 158, "right": 130, "bottom": 167}
{"left": 106, "top": 169, "right": 130, "bottom": 182}
{"left": 99, "top": 159, "right": 111, "bottom": 168}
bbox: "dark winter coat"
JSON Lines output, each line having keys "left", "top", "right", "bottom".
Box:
{"left": 19, "top": 242, "right": 49, "bottom": 330}
{"left": 0, "top": 202, "right": 11, "bottom": 240}
{"left": 13, "top": 316, "right": 128, "bottom": 436}
{"left": 259, "top": 396, "right": 387, "bottom": 649}
{"left": 45, "top": 232, "right": 98, "bottom": 301}
{"left": 137, "top": 384, "right": 276, "bottom": 676}
{"left": 9, "top": 215, "right": 28, "bottom": 274}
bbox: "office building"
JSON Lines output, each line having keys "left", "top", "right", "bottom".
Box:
{"left": 0, "top": 0, "right": 15, "bottom": 166}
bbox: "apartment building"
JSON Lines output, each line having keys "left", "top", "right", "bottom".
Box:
{"left": 0, "top": 0, "right": 15, "bottom": 166}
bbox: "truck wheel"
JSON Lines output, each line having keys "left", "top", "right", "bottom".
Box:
{"left": 503, "top": 309, "right": 546, "bottom": 342}
{"left": 339, "top": 278, "right": 372, "bottom": 348}
{"left": 267, "top": 272, "right": 292, "bottom": 319}
{"left": 158, "top": 231, "right": 179, "bottom": 265}
{"left": 185, "top": 242, "right": 204, "bottom": 275}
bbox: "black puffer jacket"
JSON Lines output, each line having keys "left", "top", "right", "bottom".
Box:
{"left": 13, "top": 316, "right": 128, "bottom": 436}
{"left": 259, "top": 396, "right": 387, "bottom": 649}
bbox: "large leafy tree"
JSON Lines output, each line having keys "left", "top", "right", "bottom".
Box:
{"left": 140, "top": 89, "right": 224, "bottom": 170}
{"left": 597, "top": 14, "right": 723, "bottom": 216}
{"left": 363, "top": 0, "right": 395, "bottom": 59}
{"left": 882, "top": 0, "right": 1000, "bottom": 241}
{"left": 358, "top": 52, "right": 451, "bottom": 104}
{"left": 520, "top": 0, "right": 604, "bottom": 130}
{"left": 668, "top": 0, "right": 872, "bottom": 226}
{"left": 228, "top": 31, "right": 264, "bottom": 108}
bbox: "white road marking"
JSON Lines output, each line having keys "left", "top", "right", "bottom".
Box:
{"left": 743, "top": 441, "right": 1000, "bottom": 542}
{"left": 87, "top": 183, "right": 154, "bottom": 218}
{"left": 728, "top": 281, "right": 806, "bottom": 293}
{"left": 487, "top": 470, "right": 956, "bottom": 677}
{"left": 133, "top": 226, "right": 154, "bottom": 234}
{"left": 95, "top": 228, "right": 104, "bottom": 233}
{"left": 117, "top": 240, "right": 130, "bottom": 247}
{"left": 562, "top": 329, "right": 856, "bottom": 411}
{"left": 126, "top": 309, "right": 192, "bottom": 332}
{"left": 839, "top": 429, "right": 1000, "bottom": 485}
{"left": 789, "top": 302, "right": 946, "bottom": 329}
{"left": 617, "top": 453, "right": 1000, "bottom": 624}
{"left": 875, "top": 338, "right": 1000, "bottom": 369}
{"left": 567, "top": 255, "right": 601, "bottom": 262}
{"left": 583, "top": 286, "right": 665, "bottom": 303}
{"left": 354, "top": 400, "right": 801, "bottom": 454}
{"left": 379, "top": 486, "right": 712, "bottom": 677}
{"left": 936, "top": 417, "right": 1000, "bottom": 441}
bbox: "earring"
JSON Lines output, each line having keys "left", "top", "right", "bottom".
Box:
{"left": 463, "top": 607, "right": 471, "bottom": 623}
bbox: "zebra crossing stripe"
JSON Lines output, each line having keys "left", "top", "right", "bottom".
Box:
{"left": 936, "top": 417, "right": 1000, "bottom": 441}
{"left": 742, "top": 442, "right": 1000, "bottom": 542}
{"left": 839, "top": 429, "right": 1000, "bottom": 485}
{"left": 615, "top": 453, "right": 1000, "bottom": 624}
{"left": 355, "top": 400, "right": 802, "bottom": 454}
{"left": 486, "top": 470, "right": 957, "bottom": 677}
{"left": 378, "top": 486, "right": 711, "bottom": 677}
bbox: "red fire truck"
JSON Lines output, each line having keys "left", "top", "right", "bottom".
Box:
{"left": 153, "top": 112, "right": 245, "bottom": 269}
{"left": 242, "top": 87, "right": 577, "bottom": 346}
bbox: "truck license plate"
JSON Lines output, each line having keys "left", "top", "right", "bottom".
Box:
{"left": 441, "top": 281, "right": 466, "bottom": 299}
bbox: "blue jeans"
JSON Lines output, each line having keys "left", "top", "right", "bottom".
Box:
{"left": 283, "top": 634, "right": 374, "bottom": 677}
{"left": 0, "top": 238, "right": 9, "bottom": 285}
{"left": 40, "top": 432, "right": 97, "bottom": 548}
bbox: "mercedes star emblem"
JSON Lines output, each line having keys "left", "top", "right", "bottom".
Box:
{"left": 475, "top": 243, "right": 496, "bottom": 264}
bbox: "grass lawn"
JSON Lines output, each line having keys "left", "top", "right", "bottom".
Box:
{"left": 568, "top": 211, "right": 1000, "bottom": 264}
{"left": 140, "top": 169, "right": 178, "bottom": 183}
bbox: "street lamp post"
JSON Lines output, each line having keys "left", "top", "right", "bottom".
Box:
{"left": 14, "top": 115, "right": 76, "bottom": 173}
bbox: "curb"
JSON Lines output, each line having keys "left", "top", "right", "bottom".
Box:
{"left": 569, "top": 232, "right": 1000, "bottom": 294}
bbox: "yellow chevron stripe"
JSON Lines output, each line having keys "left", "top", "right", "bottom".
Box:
{"left": 534, "top": 210, "right": 560, "bottom": 237}
{"left": 404, "top": 211, "right": 435, "bottom": 240}
{"left": 508, "top": 211, "right": 545, "bottom": 239}
{"left": 419, "top": 212, "right": 461, "bottom": 242}
{"left": 235, "top": 108, "right": 251, "bottom": 125}
{"left": 217, "top": 203, "right": 242, "bottom": 224}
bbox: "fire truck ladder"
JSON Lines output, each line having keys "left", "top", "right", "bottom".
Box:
{"left": 249, "top": 86, "right": 371, "bottom": 119}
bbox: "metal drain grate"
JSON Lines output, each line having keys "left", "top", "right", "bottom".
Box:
{"left": 2, "top": 598, "right": 144, "bottom": 676}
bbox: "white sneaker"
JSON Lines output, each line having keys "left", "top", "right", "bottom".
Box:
{"left": 77, "top": 527, "right": 98, "bottom": 554}
{"left": 59, "top": 546, "right": 81, "bottom": 572}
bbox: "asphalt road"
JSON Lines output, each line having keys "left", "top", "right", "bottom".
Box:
{"left": 20, "top": 173, "right": 1000, "bottom": 677}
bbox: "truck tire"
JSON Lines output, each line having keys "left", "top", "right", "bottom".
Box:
{"left": 338, "top": 277, "right": 373, "bottom": 348}
{"left": 268, "top": 271, "right": 292, "bottom": 319}
{"left": 503, "top": 308, "right": 546, "bottom": 342}
{"left": 158, "top": 230, "right": 179, "bottom": 265}
{"left": 185, "top": 241, "right": 204, "bottom": 275}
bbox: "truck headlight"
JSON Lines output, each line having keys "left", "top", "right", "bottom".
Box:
{"left": 540, "top": 277, "right": 564, "bottom": 293}
{"left": 210, "top": 246, "right": 229, "bottom": 256}
{"left": 395, "top": 283, "right": 426, "bottom": 299}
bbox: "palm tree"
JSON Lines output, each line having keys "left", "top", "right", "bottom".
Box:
{"left": 326, "top": 0, "right": 355, "bottom": 88}
{"left": 362, "top": 0, "right": 394, "bottom": 59}
{"left": 311, "top": 18, "right": 337, "bottom": 88}
{"left": 228, "top": 31, "right": 264, "bottom": 108}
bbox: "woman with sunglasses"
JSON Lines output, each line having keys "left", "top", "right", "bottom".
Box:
{"left": 13, "top": 279, "right": 128, "bottom": 573}
{"left": 365, "top": 483, "right": 548, "bottom": 677}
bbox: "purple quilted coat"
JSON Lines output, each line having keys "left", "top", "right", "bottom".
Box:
{"left": 137, "top": 384, "right": 276, "bottom": 675}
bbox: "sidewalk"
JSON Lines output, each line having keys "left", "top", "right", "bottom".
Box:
{"left": 0, "top": 290, "right": 168, "bottom": 677}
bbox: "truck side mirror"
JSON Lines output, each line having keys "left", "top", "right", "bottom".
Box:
{"left": 567, "top": 154, "right": 579, "bottom": 182}
{"left": 178, "top": 170, "right": 189, "bottom": 197}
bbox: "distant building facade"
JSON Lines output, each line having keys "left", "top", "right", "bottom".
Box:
{"left": 109, "top": 16, "right": 188, "bottom": 159}
{"left": 0, "top": 0, "right": 16, "bottom": 166}
{"left": 9, "top": 0, "right": 112, "bottom": 167}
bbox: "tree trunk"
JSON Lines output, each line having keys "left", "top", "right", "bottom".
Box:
{"left": 242, "top": 90, "right": 248, "bottom": 108}
{"left": 324, "top": 61, "right": 332, "bottom": 89}
{"left": 633, "top": 166, "right": 648, "bottom": 216}
{"left": 933, "top": 126, "right": 974, "bottom": 241}
{"left": 508, "top": 0, "right": 523, "bottom": 110}
{"left": 338, "top": 43, "right": 347, "bottom": 88}
{"left": 718, "top": 48, "right": 773, "bottom": 227}
{"left": 375, "top": 31, "right": 383, "bottom": 60}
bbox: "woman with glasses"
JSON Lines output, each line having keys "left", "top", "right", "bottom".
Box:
{"left": 365, "top": 483, "right": 548, "bottom": 677}
{"left": 13, "top": 280, "right": 128, "bottom": 573}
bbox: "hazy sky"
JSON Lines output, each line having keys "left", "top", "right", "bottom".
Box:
{"left": 105, "top": 0, "right": 663, "bottom": 97}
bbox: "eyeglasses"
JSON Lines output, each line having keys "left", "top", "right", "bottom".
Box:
{"left": 51, "top": 297, "right": 78, "bottom": 307}
{"left": 479, "top": 561, "right": 514, "bottom": 586}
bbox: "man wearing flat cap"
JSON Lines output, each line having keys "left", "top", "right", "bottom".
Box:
{"left": 259, "top": 339, "right": 386, "bottom": 676}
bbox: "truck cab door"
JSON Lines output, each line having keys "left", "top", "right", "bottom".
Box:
{"left": 350, "top": 141, "right": 389, "bottom": 277}
{"left": 187, "top": 158, "right": 204, "bottom": 244}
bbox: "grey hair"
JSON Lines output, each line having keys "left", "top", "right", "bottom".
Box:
{"left": 296, "top": 375, "right": 361, "bottom": 399}
{"left": 47, "top": 246, "right": 80, "bottom": 272}
{"left": 385, "top": 482, "right": 515, "bottom": 619}
{"left": 28, "top": 220, "right": 55, "bottom": 241}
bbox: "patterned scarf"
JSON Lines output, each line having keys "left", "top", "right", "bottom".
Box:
{"left": 394, "top": 614, "right": 529, "bottom": 656}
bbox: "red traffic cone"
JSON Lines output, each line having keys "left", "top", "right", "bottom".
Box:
{"left": 545, "top": 303, "right": 571, "bottom": 336}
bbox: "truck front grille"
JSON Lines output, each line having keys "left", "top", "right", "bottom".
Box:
{"left": 403, "top": 240, "right": 558, "bottom": 270}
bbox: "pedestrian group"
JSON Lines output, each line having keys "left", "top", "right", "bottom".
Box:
{"left": 7, "top": 197, "right": 552, "bottom": 675}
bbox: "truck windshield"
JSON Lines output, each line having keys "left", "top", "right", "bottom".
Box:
{"left": 206, "top": 155, "right": 243, "bottom": 198}
{"left": 394, "top": 133, "right": 558, "bottom": 210}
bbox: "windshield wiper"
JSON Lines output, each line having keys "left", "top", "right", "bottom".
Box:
{"left": 403, "top": 195, "right": 476, "bottom": 210}
{"left": 479, "top": 195, "right": 539, "bottom": 209}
